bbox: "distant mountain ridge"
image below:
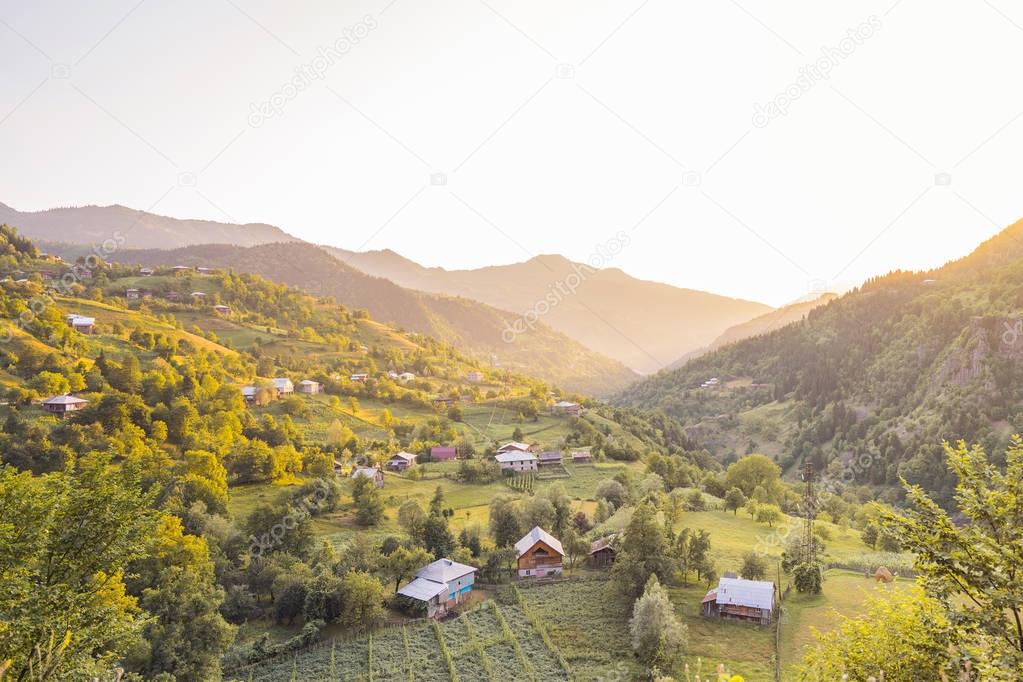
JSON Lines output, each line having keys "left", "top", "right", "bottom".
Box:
{"left": 325, "top": 246, "right": 772, "bottom": 374}
{"left": 666, "top": 293, "right": 838, "bottom": 369}
{"left": 2, "top": 199, "right": 779, "bottom": 385}
{"left": 0, "top": 202, "right": 298, "bottom": 249}
{"left": 58, "top": 241, "right": 639, "bottom": 396}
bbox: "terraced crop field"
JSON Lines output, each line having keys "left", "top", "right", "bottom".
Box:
{"left": 225, "top": 600, "right": 570, "bottom": 681}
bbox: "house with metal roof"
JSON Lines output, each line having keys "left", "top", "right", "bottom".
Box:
{"left": 272, "top": 377, "right": 294, "bottom": 397}
{"left": 396, "top": 558, "right": 476, "bottom": 618}
{"left": 701, "top": 576, "right": 776, "bottom": 624}
{"left": 515, "top": 527, "right": 564, "bottom": 578}
{"left": 495, "top": 451, "right": 537, "bottom": 472}
{"left": 386, "top": 451, "right": 417, "bottom": 471}
{"left": 551, "top": 400, "right": 583, "bottom": 416}
{"left": 571, "top": 448, "right": 593, "bottom": 464}
{"left": 588, "top": 535, "right": 617, "bottom": 568}
{"left": 351, "top": 466, "right": 384, "bottom": 488}
{"left": 537, "top": 450, "right": 563, "bottom": 467}
{"left": 430, "top": 446, "right": 457, "bottom": 461}
{"left": 496, "top": 441, "right": 531, "bottom": 454}
{"left": 297, "top": 379, "right": 321, "bottom": 394}
{"left": 41, "top": 393, "right": 88, "bottom": 417}
{"left": 65, "top": 314, "right": 95, "bottom": 334}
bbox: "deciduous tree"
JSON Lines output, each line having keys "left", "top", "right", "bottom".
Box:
{"left": 881, "top": 438, "right": 1023, "bottom": 672}
{"left": 629, "top": 575, "right": 687, "bottom": 670}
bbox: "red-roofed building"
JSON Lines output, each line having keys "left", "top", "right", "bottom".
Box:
{"left": 431, "top": 446, "right": 457, "bottom": 461}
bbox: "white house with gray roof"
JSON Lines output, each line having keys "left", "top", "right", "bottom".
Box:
{"left": 495, "top": 451, "right": 537, "bottom": 472}
{"left": 272, "top": 377, "right": 294, "bottom": 397}
{"left": 396, "top": 558, "right": 476, "bottom": 618}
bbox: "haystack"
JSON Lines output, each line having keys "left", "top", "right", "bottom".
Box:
{"left": 874, "top": 566, "right": 894, "bottom": 583}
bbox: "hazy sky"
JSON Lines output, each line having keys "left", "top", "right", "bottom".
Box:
{"left": 2, "top": 1, "right": 1022, "bottom": 306}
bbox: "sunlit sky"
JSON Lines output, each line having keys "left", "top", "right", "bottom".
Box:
{"left": 2, "top": 0, "right": 1022, "bottom": 306}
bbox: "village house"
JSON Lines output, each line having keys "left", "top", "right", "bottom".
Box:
{"left": 387, "top": 371, "right": 399, "bottom": 380}
{"left": 399, "top": 372, "right": 416, "bottom": 382}
{"left": 241, "top": 386, "right": 257, "bottom": 404}
{"left": 537, "top": 450, "right": 563, "bottom": 467}
{"left": 466, "top": 370, "right": 484, "bottom": 383}
{"left": 515, "top": 527, "right": 564, "bottom": 578}
{"left": 297, "top": 379, "right": 321, "bottom": 394}
{"left": 430, "top": 446, "right": 457, "bottom": 461}
{"left": 139, "top": 267, "right": 154, "bottom": 276}
{"left": 351, "top": 465, "right": 384, "bottom": 488}
{"left": 349, "top": 373, "right": 369, "bottom": 382}
{"left": 165, "top": 291, "right": 182, "bottom": 302}
{"left": 495, "top": 451, "right": 537, "bottom": 472}
{"left": 386, "top": 451, "right": 417, "bottom": 471}
{"left": 588, "top": 536, "right": 617, "bottom": 568}
{"left": 196, "top": 266, "right": 213, "bottom": 274}
{"left": 125, "top": 288, "right": 141, "bottom": 300}
{"left": 66, "top": 314, "right": 95, "bottom": 334}
{"left": 396, "top": 558, "right": 477, "bottom": 618}
{"left": 171, "top": 265, "right": 191, "bottom": 274}
{"left": 214, "top": 304, "right": 231, "bottom": 315}
{"left": 701, "top": 577, "right": 776, "bottom": 625}
{"left": 190, "top": 291, "right": 206, "bottom": 300}
{"left": 496, "top": 441, "right": 532, "bottom": 455}
{"left": 571, "top": 449, "right": 593, "bottom": 464}
{"left": 273, "top": 378, "right": 294, "bottom": 397}
{"left": 432, "top": 396, "right": 457, "bottom": 408}
{"left": 41, "top": 393, "right": 88, "bottom": 417}
{"left": 552, "top": 400, "right": 583, "bottom": 417}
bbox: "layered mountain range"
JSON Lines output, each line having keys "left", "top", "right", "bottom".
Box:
{"left": 5, "top": 201, "right": 785, "bottom": 392}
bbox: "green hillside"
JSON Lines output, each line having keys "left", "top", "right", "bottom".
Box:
{"left": 0, "top": 226, "right": 934, "bottom": 681}
{"left": 614, "top": 218, "right": 1023, "bottom": 506}
{"left": 44, "top": 241, "right": 641, "bottom": 396}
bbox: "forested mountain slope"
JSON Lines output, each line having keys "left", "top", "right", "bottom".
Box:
{"left": 614, "top": 218, "right": 1023, "bottom": 506}
{"left": 666, "top": 293, "right": 838, "bottom": 369}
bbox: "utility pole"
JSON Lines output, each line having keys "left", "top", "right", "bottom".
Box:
{"left": 801, "top": 462, "right": 816, "bottom": 564}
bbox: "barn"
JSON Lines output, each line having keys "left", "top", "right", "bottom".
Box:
{"left": 701, "top": 577, "right": 775, "bottom": 625}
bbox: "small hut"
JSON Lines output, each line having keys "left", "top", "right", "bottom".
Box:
{"left": 873, "top": 566, "right": 895, "bottom": 584}
{"left": 589, "top": 535, "right": 617, "bottom": 568}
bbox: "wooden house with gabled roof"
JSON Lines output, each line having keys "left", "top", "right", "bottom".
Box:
{"left": 515, "top": 526, "right": 564, "bottom": 578}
